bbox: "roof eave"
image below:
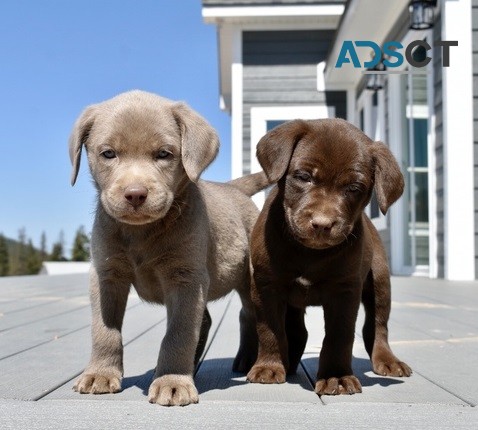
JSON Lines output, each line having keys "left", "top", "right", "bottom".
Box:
{"left": 202, "top": 4, "right": 345, "bottom": 111}
{"left": 324, "top": 0, "right": 410, "bottom": 89}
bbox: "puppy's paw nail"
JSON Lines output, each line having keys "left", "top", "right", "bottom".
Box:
{"left": 148, "top": 375, "right": 198, "bottom": 407}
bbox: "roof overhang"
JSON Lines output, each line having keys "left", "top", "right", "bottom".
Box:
{"left": 203, "top": 4, "right": 345, "bottom": 26}
{"left": 202, "top": 3, "right": 345, "bottom": 112}
{"left": 324, "top": 0, "right": 410, "bottom": 89}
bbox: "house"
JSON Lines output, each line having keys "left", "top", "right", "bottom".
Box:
{"left": 202, "top": 0, "right": 476, "bottom": 281}
{"left": 39, "top": 261, "right": 91, "bottom": 275}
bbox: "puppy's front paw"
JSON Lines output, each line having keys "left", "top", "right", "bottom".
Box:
{"left": 73, "top": 371, "right": 122, "bottom": 394}
{"left": 373, "top": 355, "right": 412, "bottom": 377}
{"left": 315, "top": 375, "right": 362, "bottom": 396}
{"left": 247, "top": 362, "right": 286, "bottom": 384}
{"left": 148, "top": 375, "right": 199, "bottom": 406}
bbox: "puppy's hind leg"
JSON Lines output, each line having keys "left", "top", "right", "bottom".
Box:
{"left": 232, "top": 286, "right": 258, "bottom": 373}
{"left": 194, "top": 307, "right": 212, "bottom": 367}
{"left": 285, "top": 305, "right": 308, "bottom": 375}
{"left": 362, "top": 253, "right": 412, "bottom": 377}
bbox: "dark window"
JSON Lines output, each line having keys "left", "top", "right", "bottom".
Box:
{"left": 266, "top": 120, "right": 286, "bottom": 131}
{"left": 370, "top": 191, "right": 380, "bottom": 219}
{"left": 243, "top": 30, "right": 334, "bottom": 66}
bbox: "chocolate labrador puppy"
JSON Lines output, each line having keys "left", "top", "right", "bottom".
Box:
{"left": 69, "top": 90, "right": 267, "bottom": 406}
{"left": 247, "top": 118, "right": 411, "bottom": 396}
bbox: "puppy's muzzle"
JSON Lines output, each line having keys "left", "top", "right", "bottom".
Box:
{"left": 310, "top": 215, "right": 336, "bottom": 235}
{"left": 124, "top": 184, "right": 149, "bottom": 208}
{"left": 290, "top": 210, "right": 348, "bottom": 249}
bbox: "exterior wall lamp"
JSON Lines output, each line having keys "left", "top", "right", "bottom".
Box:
{"left": 409, "top": 0, "right": 437, "bottom": 30}
{"left": 365, "top": 60, "right": 386, "bottom": 91}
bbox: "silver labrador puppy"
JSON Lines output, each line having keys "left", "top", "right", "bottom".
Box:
{"left": 69, "top": 90, "right": 266, "bottom": 406}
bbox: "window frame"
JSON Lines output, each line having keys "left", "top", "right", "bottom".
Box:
{"left": 249, "top": 105, "right": 335, "bottom": 207}
{"left": 356, "top": 89, "right": 387, "bottom": 231}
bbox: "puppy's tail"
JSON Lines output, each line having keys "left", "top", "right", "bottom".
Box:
{"left": 228, "top": 171, "right": 270, "bottom": 197}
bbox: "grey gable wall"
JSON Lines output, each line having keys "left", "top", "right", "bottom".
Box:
{"left": 241, "top": 29, "right": 346, "bottom": 174}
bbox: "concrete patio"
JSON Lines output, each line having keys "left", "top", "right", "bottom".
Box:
{"left": 0, "top": 273, "right": 477, "bottom": 429}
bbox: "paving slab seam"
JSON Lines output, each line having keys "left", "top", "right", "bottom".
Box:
{"left": 33, "top": 315, "right": 167, "bottom": 401}
{"left": 195, "top": 293, "right": 235, "bottom": 375}
{"left": 298, "top": 361, "right": 326, "bottom": 405}
{"left": 0, "top": 299, "right": 143, "bottom": 334}
{"left": 0, "top": 304, "right": 91, "bottom": 333}
{"left": 411, "top": 369, "right": 476, "bottom": 407}
{"left": 0, "top": 323, "right": 91, "bottom": 361}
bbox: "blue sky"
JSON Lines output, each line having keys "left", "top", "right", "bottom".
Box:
{"left": 0, "top": 0, "right": 231, "bottom": 255}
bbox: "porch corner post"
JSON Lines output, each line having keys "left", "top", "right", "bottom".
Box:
{"left": 441, "top": 0, "right": 475, "bottom": 280}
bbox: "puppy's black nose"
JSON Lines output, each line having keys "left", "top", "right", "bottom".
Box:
{"left": 124, "top": 185, "right": 148, "bottom": 208}
{"left": 310, "top": 217, "right": 335, "bottom": 233}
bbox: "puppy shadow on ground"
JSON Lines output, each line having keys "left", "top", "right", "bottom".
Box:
{"left": 119, "top": 358, "right": 251, "bottom": 397}
{"left": 119, "top": 355, "right": 402, "bottom": 397}
{"left": 122, "top": 369, "right": 155, "bottom": 395}
{"left": 194, "top": 357, "right": 250, "bottom": 394}
{"left": 195, "top": 357, "right": 318, "bottom": 394}
{"left": 301, "top": 355, "right": 404, "bottom": 389}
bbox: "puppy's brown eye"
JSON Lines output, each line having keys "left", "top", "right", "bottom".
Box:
{"left": 101, "top": 150, "right": 116, "bottom": 159}
{"left": 155, "top": 150, "right": 172, "bottom": 160}
{"left": 346, "top": 184, "right": 362, "bottom": 193}
{"left": 293, "top": 171, "right": 312, "bottom": 182}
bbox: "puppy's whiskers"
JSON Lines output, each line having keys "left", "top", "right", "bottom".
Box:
{"left": 169, "top": 199, "right": 187, "bottom": 223}
{"left": 344, "top": 231, "right": 357, "bottom": 245}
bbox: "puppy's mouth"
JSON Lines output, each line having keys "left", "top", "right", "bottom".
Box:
{"left": 116, "top": 211, "right": 166, "bottom": 225}
{"left": 292, "top": 230, "right": 346, "bottom": 250}
{"left": 286, "top": 212, "right": 352, "bottom": 250}
{"left": 101, "top": 194, "right": 174, "bottom": 226}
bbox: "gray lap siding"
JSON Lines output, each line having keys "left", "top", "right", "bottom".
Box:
{"left": 242, "top": 30, "right": 346, "bottom": 174}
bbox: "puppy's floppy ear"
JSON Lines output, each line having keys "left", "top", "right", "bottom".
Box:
{"left": 69, "top": 105, "right": 97, "bottom": 186}
{"left": 256, "top": 119, "right": 308, "bottom": 183}
{"left": 172, "top": 102, "right": 219, "bottom": 183}
{"left": 370, "top": 141, "right": 404, "bottom": 214}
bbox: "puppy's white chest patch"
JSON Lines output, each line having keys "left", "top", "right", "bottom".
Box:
{"left": 296, "top": 276, "right": 312, "bottom": 287}
{"left": 288, "top": 276, "right": 313, "bottom": 308}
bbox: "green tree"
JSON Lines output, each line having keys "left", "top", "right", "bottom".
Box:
{"left": 71, "top": 226, "right": 90, "bottom": 261}
{"left": 50, "top": 230, "right": 67, "bottom": 262}
{"left": 0, "top": 233, "right": 9, "bottom": 276}
{"left": 25, "top": 239, "right": 41, "bottom": 274}
{"left": 11, "top": 228, "right": 28, "bottom": 275}
{"left": 40, "top": 231, "right": 48, "bottom": 261}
